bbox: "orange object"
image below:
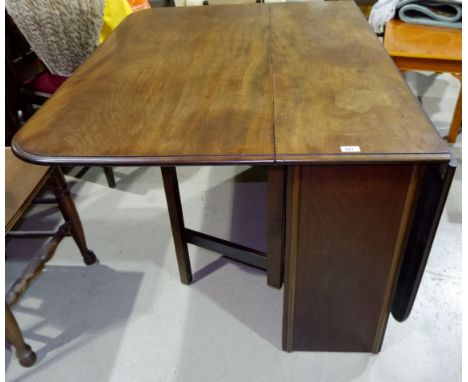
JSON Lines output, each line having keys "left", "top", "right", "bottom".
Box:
{"left": 384, "top": 20, "right": 462, "bottom": 143}
{"left": 127, "top": 0, "right": 151, "bottom": 11}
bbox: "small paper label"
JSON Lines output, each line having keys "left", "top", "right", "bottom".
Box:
{"left": 340, "top": 146, "right": 361, "bottom": 153}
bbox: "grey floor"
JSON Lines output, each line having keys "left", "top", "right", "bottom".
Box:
{"left": 5, "top": 72, "right": 462, "bottom": 381}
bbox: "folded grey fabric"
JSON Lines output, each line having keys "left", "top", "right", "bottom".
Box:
{"left": 396, "top": 0, "right": 462, "bottom": 28}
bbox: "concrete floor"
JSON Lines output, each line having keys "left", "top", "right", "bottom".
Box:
{"left": 5, "top": 72, "right": 462, "bottom": 381}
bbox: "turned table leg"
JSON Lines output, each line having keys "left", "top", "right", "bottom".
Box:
{"left": 161, "top": 167, "right": 193, "bottom": 285}
{"left": 5, "top": 304, "right": 37, "bottom": 367}
{"left": 50, "top": 167, "right": 97, "bottom": 265}
{"left": 447, "top": 73, "right": 462, "bottom": 143}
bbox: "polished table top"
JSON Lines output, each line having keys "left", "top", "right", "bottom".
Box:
{"left": 12, "top": 2, "right": 450, "bottom": 166}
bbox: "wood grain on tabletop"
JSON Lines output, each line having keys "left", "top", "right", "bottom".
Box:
{"left": 13, "top": 5, "right": 274, "bottom": 165}
{"left": 12, "top": 2, "right": 450, "bottom": 166}
{"left": 283, "top": 164, "right": 417, "bottom": 352}
{"left": 271, "top": 2, "right": 450, "bottom": 162}
{"left": 384, "top": 19, "right": 461, "bottom": 61}
{"left": 5, "top": 148, "right": 51, "bottom": 232}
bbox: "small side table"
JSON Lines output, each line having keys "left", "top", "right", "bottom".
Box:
{"left": 384, "top": 19, "right": 462, "bottom": 143}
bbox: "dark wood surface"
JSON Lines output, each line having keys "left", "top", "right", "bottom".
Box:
{"left": 162, "top": 166, "right": 284, "bottom": 286}
{"left": 267, "top": 166, "right": 286, "bottom": 288}
{"left": 185, "top": 228, "right": 267, "bottom": 269}
{"left": 5, "top": 148, "right": 51, "bottom": 232}
{"left": 12, "top": 2, "right": 449, "bottom": 165}
{"left": 283, "top": 164, "right": 419, "bottom": 352}
{"left": 8, "top": 1, "right": 454, "bottom": 354}
{"left": 271, "top": 2, "right": 449, "bottom": 163}
{"left": 161, "top": 167, "right": 193, "bottom": 284}
{"left": 12, "top": 5, "right": 274, "bottom": 165}
{"left": 392, "top": 159, "right": 457, "bottom": 322}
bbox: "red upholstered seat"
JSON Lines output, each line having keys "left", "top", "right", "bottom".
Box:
{"left": 25, "top": 70, "right": 68, "bottom": 94}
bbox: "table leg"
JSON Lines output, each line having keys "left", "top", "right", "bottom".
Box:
{"left": 447, "top": 73, "right": 462, "bottom": 143}
{"left": 5, "top": 304, "right": 37, "bottom": 367}
{"left": 161, "top": 166, "right": 285, "bottom": 286}
{"left": 103, "top": 167, "right": 116, "bottom": 188}
{"left": 161, "top": 167, "right": 193, "bottom": 285}
{"left": 50, "top": 167, "right": 97, "bottom": 265}
{"left": 267, "top": 166, "right": 286, "bottom": 288}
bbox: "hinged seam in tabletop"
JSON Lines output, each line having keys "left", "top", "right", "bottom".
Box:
{"left": 11, "top": 2, "right": 451, "bottom": 166}
{"left": 268, "top": 4, "right": 278, "bottom": 165}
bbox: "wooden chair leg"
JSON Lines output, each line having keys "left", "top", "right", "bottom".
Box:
{"left": 103, "top": 167, "right": 116, "bottom": 188}
{"left": 448, "top": 76, "right": 462, "bottom": 143}
{"left": 5, "top": 304, "right": 37, "bottom": 367}
{"left": 161, "top": 167, "right": 192, "bottom": 285}
{"left": 49, "top": 167, "right": 97, "bottom": 265}
{"left": 6, "top": 223, "right": 71, "bottom": 307}
{"left": 267, "top": 166, "right": 286, "bottom": 288}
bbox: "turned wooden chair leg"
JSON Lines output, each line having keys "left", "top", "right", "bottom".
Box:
{"left": 161, "top": 167, "right": 193, "bottom": 285}
{"left": 448, "top": 74, "right": 462, "bottom": 143}
{"left": 5, "top": 304, "right": 37, "bottom": 367}
{"left": 49, "top": 167, "right": 97, "bottom": 265}
{"left": 103, "top": 167, "right": 116, "bottom": 188}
